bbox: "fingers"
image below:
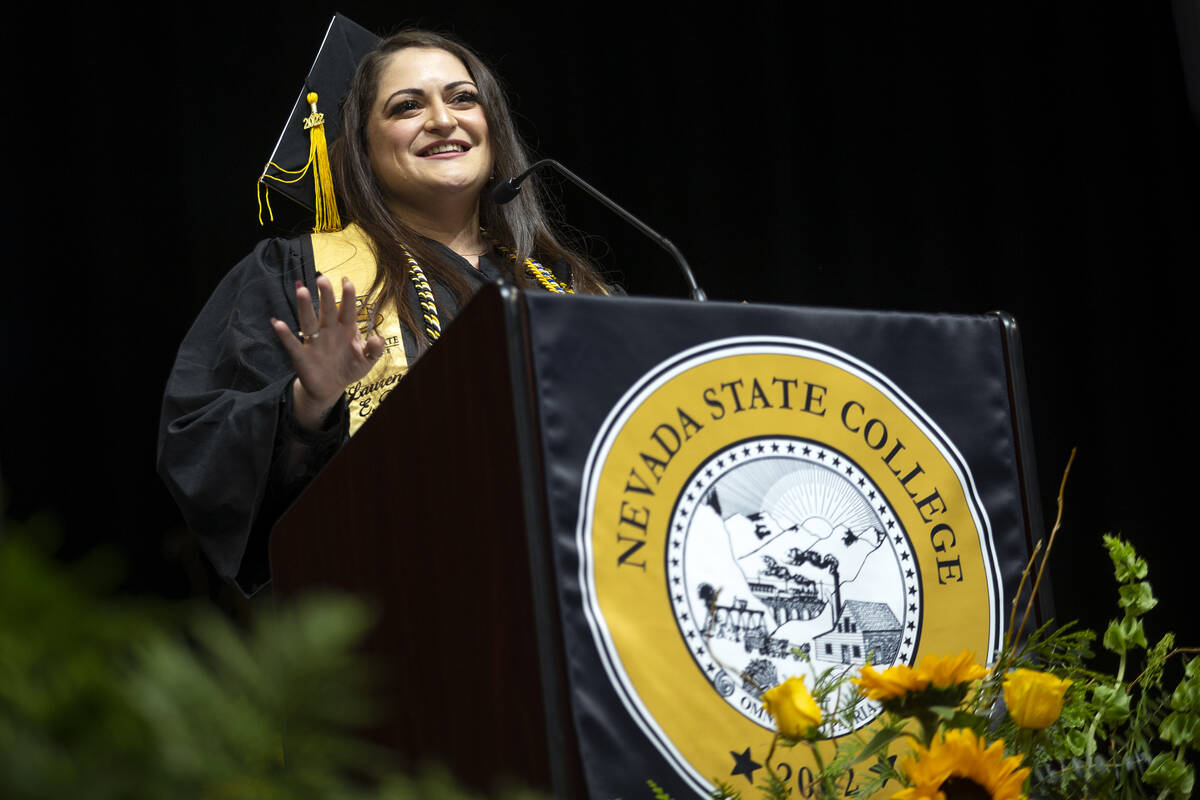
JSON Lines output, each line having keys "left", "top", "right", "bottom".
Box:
{"left": 283, "top": 274, "right": 381, "bottom": 366}
{"left": 270, "top": 317, "right": 304, "bottom": 360}
{"left": 337, "top": 277, "right": 359, "bottom": 327}
{"left": 294, "top": 281, "right": 319, "bottom": 337}
{"left": 363, "top": 333, "right": 386, "bottom": 361}
{"left": 315, "top": 275, "right": 339, "bottom": 329}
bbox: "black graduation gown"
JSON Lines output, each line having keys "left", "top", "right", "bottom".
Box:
{"left": 157, "top": 234, "right": 527, "bottom": 596}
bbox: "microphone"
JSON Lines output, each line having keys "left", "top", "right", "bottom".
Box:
{"left": 492, "top": 158, "right": 707, "bottom": 301}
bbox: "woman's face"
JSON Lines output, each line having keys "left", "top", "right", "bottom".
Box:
{"left": 366, "top": 47, "right": 493, "bottom": 216}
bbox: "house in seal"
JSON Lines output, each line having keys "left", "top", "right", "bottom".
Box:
{"left": 813, "top": 599, "right": 902, "bottom": 666}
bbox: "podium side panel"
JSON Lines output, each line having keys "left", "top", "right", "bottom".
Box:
{"left": 524, "top": 294, "right": 1036, "bottom": 799}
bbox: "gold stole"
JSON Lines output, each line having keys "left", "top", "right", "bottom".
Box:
{"left": 310, "top": 224, "right": 410, "bottom": 436}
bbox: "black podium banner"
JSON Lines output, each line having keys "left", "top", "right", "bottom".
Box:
{"left": 521, "top": 293, "right": 1041, "bottom": 798}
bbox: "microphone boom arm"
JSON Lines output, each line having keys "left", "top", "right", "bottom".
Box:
{"left": 493, "top": 158, "right": 707, "bottom": 301}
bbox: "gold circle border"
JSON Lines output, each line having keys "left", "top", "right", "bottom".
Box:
{"left": 575, "top": 337, "right": 1002, "bottom": 796}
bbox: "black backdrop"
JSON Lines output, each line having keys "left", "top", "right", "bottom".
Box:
{"left": 4, "top": 2, "right": 1197, "bottom": 646}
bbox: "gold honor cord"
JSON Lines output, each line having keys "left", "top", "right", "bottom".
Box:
{"left": 483, "top": 228, "right": 573, "bottom": 294}
{"left": 512, "top": 253, "right": 574, "bottom": 294}
{"left": 405, "top": 237, "right": 572, "bottom": 345}
{"left": 487, "top": 237, "right": 574, "bottom": 295}
{"left": 403, "top": 246, "right": 443, "bottom": 343}
{"left": 258, "top": 92, "right": 342, "bottom": 233}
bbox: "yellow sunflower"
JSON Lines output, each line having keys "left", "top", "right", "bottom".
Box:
{"left": 914, "top": 650, "right": 990, "bottom": 689}
{"left": 892, "top": 728, "right": 1030, "bottom": 800}
{"left": 854, "top": 651, "right": 988, "bottom": 702}
{"left": 854, "top": 662, "right": 927, "bottom": 701}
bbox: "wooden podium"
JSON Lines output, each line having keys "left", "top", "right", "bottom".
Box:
{"left": 271, "top": 283, "right": 583, "bottom": 793}
{"left": 271, "top": 284, "right": 1044, "bottom": 799}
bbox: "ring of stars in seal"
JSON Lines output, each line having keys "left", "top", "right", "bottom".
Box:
{"left": 666, "top": 435, "right": 924, "bottom": 734}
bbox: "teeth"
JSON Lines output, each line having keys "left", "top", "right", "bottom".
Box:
{"left": 424, "top": 143, "right": 466, "bottom": 155}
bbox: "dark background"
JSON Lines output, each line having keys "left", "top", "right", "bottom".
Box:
{"left": 4, "top": 1, "right": 1197, "bottom": 649}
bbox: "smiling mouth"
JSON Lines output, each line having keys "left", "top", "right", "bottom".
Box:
{"left": 419, "top": 142, "right": 469, "bottom": 156}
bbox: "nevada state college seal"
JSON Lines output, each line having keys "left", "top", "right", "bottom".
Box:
{"left": 577, "top": 337, "right": 1002, "bottom": 797}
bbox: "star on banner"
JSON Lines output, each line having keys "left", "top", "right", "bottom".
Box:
{"left": 729, "top": 747, "right": 762, "bottom": 783}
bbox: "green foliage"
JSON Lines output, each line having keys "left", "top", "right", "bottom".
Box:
{"left": 757, "top": 770, "right": 789, "bottom": 800}
{"left": 707, "top": 779, "right": 742, "bottom": 799}
{"left": 1104, "top": 534, "right": 1148, "bottom": 582}
{"left": 668, "top": 533, "right": 1196, "bottom": 800}
{"left": 646, "top": 778, "right": 676, "bottom": 800}
{"left": 1017, "top": 535, "right": 1197, "bottom": 800}
{"left": 1093, "top": 681, "right": 1133, "bottom": 724}
{"left": 1161, "top": 658, "right": 1200, "bottom": 749}
{"left": 1105, "top": 616, "right": 1150, "bottom": 655}
{"left": 1143, "top": 752, "right": 1195, "bottom": 798}
{"left": 0, "top": 520, "right": 545, "bottom": 800}
{"left": 1119, "top": 582, "right": 1159, "bottom": 616}
{"left": 1102, "top": 536, "right": 1155, "bottom": 666}
{"left": 827, "top": 727, "right": 905, "bottom": 800}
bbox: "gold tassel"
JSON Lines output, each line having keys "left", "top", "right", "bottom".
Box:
{"left": 261, "top": 92, "right": 342, "bottom": 231}
{"left": 303, "top": 92, "right": 341, "bottom": 232}
{"left": 256, "top": 180, "right": 275, "bottom": 225}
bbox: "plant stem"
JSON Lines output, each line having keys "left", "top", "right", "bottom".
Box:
{"left": 810, "top": 741, "right": 832, "bottom": 799}
{"left": 1005, "top": 539, "right": 1042, "bottom": 655}
{"left": 1013, "top": 449, "right": 1074, "bottom": 653}
{"left": 1083, "top": 712, "right": 1101, "bottom": 784}
{"left": 915, "top": 710, "right": 940, "bottom": 748}
{"left": 762, "top": 733, "right": 782, "bottom": 793}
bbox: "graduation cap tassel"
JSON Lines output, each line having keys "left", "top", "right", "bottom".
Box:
{"left": 257, "top": 92, "right": 342, "bottom": 231}
{"left": 256, "top": 181, "right": 275, "bottom": 225}
{"left": 303, "top": 92, "right": 342, "bottom": 232}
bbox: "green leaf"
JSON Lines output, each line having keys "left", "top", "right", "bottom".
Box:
{"left": 1142, "top": 752, "right": 1195, "bottom": 797}
{"left": 1102, "top": 616, "right": 1147, "bottom": 655}
{"left": 1103, "top": 534, "right": 1149, "bottom": 582}
{"left": 851, "top": 726, "right": 905, "bottom": 765}
{"left": 1063, "top": 727, "right": 1090, "bottom": 757}
{"left": 1116, "top": 581, "right": 1157, "bottom": 616}
{"left": 949, "top": 711, "right": 989, "bottom": 731}
{"left": 928, "top": 705, "right": 957, "bottom": 721}
{"left": 646, "top": 779, "right": 676, "bottom": 800}
{"left": 1093, "top": 682, "right": 1132, "bottom": 724}
{"left": 1159, "top": 711, "right": 1200, "bottom": 749}
{"left": 1170, "top": 659, "right": 1200, "bottom": 713}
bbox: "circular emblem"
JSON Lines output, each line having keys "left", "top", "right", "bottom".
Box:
{"left": 577, "top": 338, "right": 1000, "bottom": 796}
{"left": 669, "top": 435, "right": 920, "bottom": 738}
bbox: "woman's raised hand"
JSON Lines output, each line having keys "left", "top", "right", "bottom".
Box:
{"left": 271, "top": 275, "right": 386, "bottom": 430}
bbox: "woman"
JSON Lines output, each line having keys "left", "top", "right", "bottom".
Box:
{"left": 158, "top": 29, "right": 611, "bottom": 596}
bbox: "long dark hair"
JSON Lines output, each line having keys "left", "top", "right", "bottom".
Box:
{"left": 331, "top": 29, "right": 607, "bottom": 347}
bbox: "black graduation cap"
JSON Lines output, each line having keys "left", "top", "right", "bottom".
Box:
{"left": 258, "top": 14, "right": 380, "bottom": 228}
